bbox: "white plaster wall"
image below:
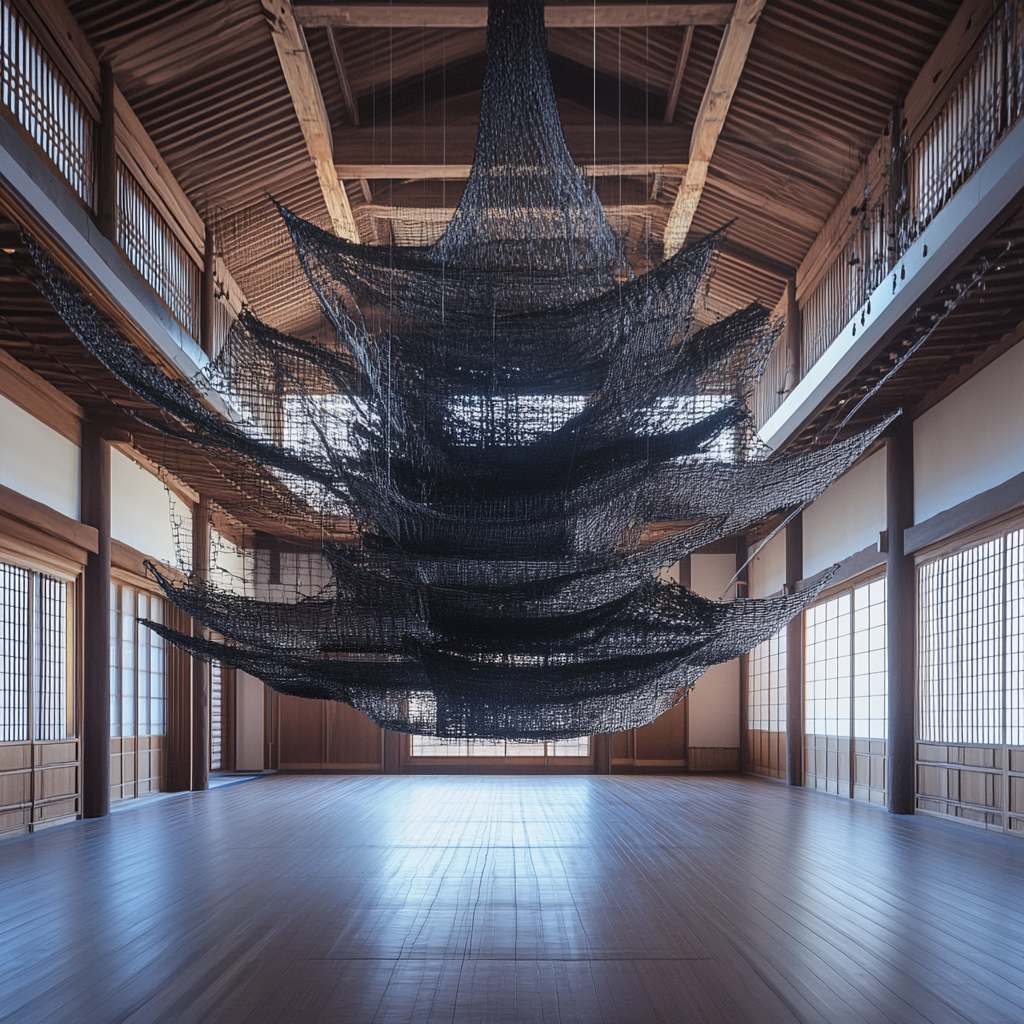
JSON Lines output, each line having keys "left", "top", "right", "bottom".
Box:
{"left": 687, "top": 553, "right": 740, "bottom": 748}
{"left": 803, "top": 448, "right": 886, "bottom": 577}
{"left": 748, "top": 530, "right": 786, "bottom": 598}
{"left": 235, "top": 670, "right": 266, "bottom": 771}
{"left": 0, "top": 394, "right": 80, "bottom": 519}
{"left": 914, "top": 339, "right": 1024, "bottom": 524}
{"left": 210, "top": 529, "right": 248, "bottom": 594}
{"left": 110, "top": 448, "right": 179, "bottom": 563}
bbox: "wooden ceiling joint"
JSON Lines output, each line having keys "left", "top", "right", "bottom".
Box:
{"left": 294, "top": 5, "right": 736, "bottom": 29}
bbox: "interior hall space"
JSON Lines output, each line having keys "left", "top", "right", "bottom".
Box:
{"left": 1, "top": 1, "right": 1023, "bottom": 1022}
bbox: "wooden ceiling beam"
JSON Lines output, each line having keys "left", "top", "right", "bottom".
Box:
{"left": 333, "top": 123, "right": 689, "bottom": 165}
{"left": 336, "top": 161, "right": 687, "bottom": 180}
{"left": 663, "top": 0, "right": 765, "bottom": 256}
{"left": 261, "top": 0, "right": 360, "bottom": 241}
{"left": 295, "top": 5, "right": 735, "bottom": 29}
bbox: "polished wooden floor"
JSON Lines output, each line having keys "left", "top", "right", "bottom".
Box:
{"left": 2, "top": 775, "right": 1022, "bottom": 1024}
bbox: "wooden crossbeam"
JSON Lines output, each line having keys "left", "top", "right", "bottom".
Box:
{"left": 262, "top": 0, "right": 360, "bottom": 241}
{"left": 335, "top": 161, "right": 687, "bottom": 180}
{"left": 296, "top": 4, "right": 735, "bottom": 29}
{"left": 663, "top": 0, "right": 764, "bottom": 256}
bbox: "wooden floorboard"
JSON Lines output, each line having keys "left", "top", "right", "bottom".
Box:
{"left": 1, "top": 775, "right": 1021, "bottom": 1024}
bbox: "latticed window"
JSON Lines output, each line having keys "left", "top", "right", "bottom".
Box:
{"left": 919, "top": 528, "right": 1024, "bottom": 747}
{"left": 1, "top": 560, "right": 73, "bottom": 743}
{"left": 0, "top": 0, "right": 95, "bottom": 207}
{"left": 804, "top": 576, "right": 887, "bottom": 803}
{"left": 109, "top": 584, "right": 166, "bottom": 740}
{"left": 746, "top": 627, "right": 786, "bottom": 778}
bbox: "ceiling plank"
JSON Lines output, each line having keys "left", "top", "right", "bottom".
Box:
{"left": 663, "top": 25, "right": 694, "bottom": 125}
{"left": 336, "top": 161, "right": 687, "bottom": 180}
{"left": 296, "top": 5, "right": 735, "bottom": 29}
{"left": 261, "top": 0, "right": 360, "bottom": 241}
{"left": 663, "top": 0, "right": 765, "bottom": 256}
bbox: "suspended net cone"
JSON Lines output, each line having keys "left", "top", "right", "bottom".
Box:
{"left": 29, "top": 0, "right": 893, "bottom": 739}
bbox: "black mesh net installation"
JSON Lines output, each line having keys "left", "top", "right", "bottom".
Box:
{"left": 32, "top": 0, "right": 890, "bottom": 739}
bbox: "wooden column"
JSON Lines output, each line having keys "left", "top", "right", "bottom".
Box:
{"left": 163, "top": 604, "right": 193, "bottom": 792}
{"left": 785, "top": 514, "right": 803, "bottom": 787}
{"left": 886, "top": 419, "right": 916, "bottom": 814}
{"left": 783, "top": 277, "right": 801, "bottom": 395}
{"left": 191, "top": 497, "right": 210, "bottom": 791}
{"left": 593, "top": 734, "right": 612, "bottom": 774}
{"left": 96, "top": 62, "right": 117, "bottom": 241}
{"left": 200, "top": 224, "right": 215, "bottom": 357}
{"left": 81, "top": 423, "right": 110, "bottom": 818}
{"left": 736, "top": 536, "right": 749, "bottom": 772}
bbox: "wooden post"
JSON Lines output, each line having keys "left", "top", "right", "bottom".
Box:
{"left": 886, "top": 419, "right": 916, "bottom": 814}
{"left": 96, "top": 62, "right": 117, "bottom": 241}
{"left": 191, "top": 496, "right": 210, "bottom": 791}
{"left": 593, "top": 734, "right": 612, "bottom": 774}
{"left": 200, "top": 223, "right": 215, "bottom": 357}
{"left": 736, "top": 535, "right": 749, "bottom": 772}
{"left": 783, "top": 277, "right": 801, "bottom": 395}
{"left": 80, "top": 423, "right": 110, "bottom": 818}
{"left": 785, "top": 513, "right": 803, "bottom": 787}
{"left": 163, "top": 603, "right": 193, "bottom": 792}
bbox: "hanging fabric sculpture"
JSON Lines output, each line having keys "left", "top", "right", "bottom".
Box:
{"left": 31, "top": 0, "right": 888, "bottom": 739}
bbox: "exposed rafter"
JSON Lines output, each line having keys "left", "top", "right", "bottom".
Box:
{"left": 295, "top": 4, "right": 735, "bottom": 29}
{"left": 663, "top": 0, "right": 765, "bottom": 256}
{"left": 663, "top": 25, "right": 694, "bottom": 125}
{"left": 261, "top": 0, "right": 360, "bottom": 242}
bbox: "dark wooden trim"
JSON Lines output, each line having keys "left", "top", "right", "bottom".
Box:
{"left": 785, "top": 514, "right": 803, "bottom": 787}
{"left": 0, "top": 483, "right": 98, "bottom": 557}
{"left": 110, "top": 538, "right": 180, "bottom": 584}
{"left": 796, "top": 541, "right": 886, "bottom": 594}
{"left": 200, "top": 223, "right": 215, "bottom": 357}
{"left": 0, "top": 347, "right": 83, "bottom": 445}
{"left": 191, "top": 497, "right": 210, "bottom": 791}
{"left": 887, "top": 420, "right": 916, "bottom": 815}
{"left": 905, "top": 470, "right": 1024, "bottom": 556}
{"left": 80, "top": 423, "right": 110, "bottom": 818}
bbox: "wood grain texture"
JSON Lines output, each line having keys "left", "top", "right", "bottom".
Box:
{"left": 1, "top": 774, "right": 1021, "bottom": 1023}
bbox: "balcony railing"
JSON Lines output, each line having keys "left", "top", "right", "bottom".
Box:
{"left": 753, "top": 0, "right": 1024, "bottom": 429}
{"left": 117, "top": 160, "right": 201, "bottom": 341}
{"left": 0, "top": 0, "right": 94, "bottom": 208}
{"left": 1, "top": 0, "right": 204, "bottom": 347}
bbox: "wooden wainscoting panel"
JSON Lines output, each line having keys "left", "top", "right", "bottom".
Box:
{"left": 0, "top": 768, "right": 31, "bottom": 808}
{"left": 325, "top": 701, "right": 382, "bottom": 769}
{"left": 34, "top": 740, "right": 78, "bottom": 767}
{"left": 35, "top": 764, "right": 77, "bottom": 802}
{"left": 634, "top": 701, "right": 687, "bottom": 762}
{"left": 278, "top": 694, "right": 326, "bottom": 768}
{"left": 0, "top": 743, "right": 32, "bottom": 771}
{"left": 688, "top": 747, "right": 741, "bottom": 771}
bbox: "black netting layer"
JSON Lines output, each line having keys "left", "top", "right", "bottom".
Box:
{"left": 30, "top": 0, "right": 891, "bottom": 739}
